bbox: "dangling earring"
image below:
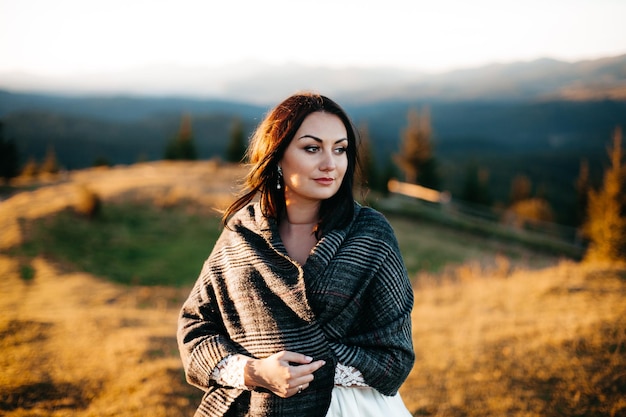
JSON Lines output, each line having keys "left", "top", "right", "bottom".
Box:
{"left": 276, "top": 166, "right": 283, "bottom": 190}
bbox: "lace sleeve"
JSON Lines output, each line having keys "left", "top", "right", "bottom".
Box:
{"left": 334, "top": 363, "right": 368, "bottom": 387}
{"left": 212, "top": 356, "right": 367, "bottom": 389}
{"left": 211, "top": 354, "right": 254, "bottom": 390}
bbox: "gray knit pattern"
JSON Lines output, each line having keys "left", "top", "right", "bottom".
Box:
{"left": 177, "top": 202, "right": 414, "bottom": 417}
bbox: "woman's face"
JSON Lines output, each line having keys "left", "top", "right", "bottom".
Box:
{"left": 279, "top": 111, "right": 348, "bottom": 207}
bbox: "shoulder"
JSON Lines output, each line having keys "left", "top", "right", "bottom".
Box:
{"left": 225, "top": 202, "right": 259, "bottom": 227}
{"left": 350, "top": 204, "right": 399, "bottom": 245}
{"left": 217, "top": 202, "right": 276, "bottom": 253}
{"left": 223, "top": 202, "right": 272, "bottom": 234}
{"left": 353, "top": 204, "right": 394, "bottom": 232}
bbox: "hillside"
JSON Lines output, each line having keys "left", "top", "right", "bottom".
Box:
{"left": 0, "top": 161, "right": 623, "bottom": 415}
{"left": 1, "top": 162, "right": 569, "bottom": 273}
{"left": 2, "top": 91, "right": 626, "bottom": 227}
{"left": 0, "top": 161, "right": 246, "bottom": 250}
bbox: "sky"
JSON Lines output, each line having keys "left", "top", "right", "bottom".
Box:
{"left": 1, "top": 0, "right": 626, "bottom": 77}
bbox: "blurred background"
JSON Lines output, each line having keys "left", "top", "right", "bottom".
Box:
{"left": 1, "top": 1, "right": 626, "bottom": 416}
{"left": 2, "top": 0, "right": 626, "bottom": 229}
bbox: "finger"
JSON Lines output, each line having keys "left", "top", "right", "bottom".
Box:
{"left": 289, "top": 382, "right": 308, "bottom": 397}
{"left": 287, "top": 361, "right": 326, "bottom": 384}
{"left": 291, "top": 359, "right": 326, "bottom": 375}
{"left": 277, "top": 351, "right": 314, "bottom": 365}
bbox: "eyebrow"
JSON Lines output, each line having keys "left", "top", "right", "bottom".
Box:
{"left": 298, "top": 134, "right": 348, "bottom": 144}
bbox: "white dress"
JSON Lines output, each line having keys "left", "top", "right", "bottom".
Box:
{"left": 212, "top": 356, "right": 412, "bottom": 417}
{"left": 326, "top": 386, "right": 412, "bottom": 417}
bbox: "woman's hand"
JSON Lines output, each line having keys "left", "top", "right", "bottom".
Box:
{"left": 243, "top": 351, "right": 326, "bottom": 398}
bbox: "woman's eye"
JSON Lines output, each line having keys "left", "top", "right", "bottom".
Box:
{"left": 303, "top": 145, "right": 346, "bottom": 154}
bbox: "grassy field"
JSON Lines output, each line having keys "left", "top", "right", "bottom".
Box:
{"left": 1, "top": 162, "right": 625, "bottom": 416}
{"left": 11, "top": 203, "right": 223, "bottom": 286}
{"left": 6, "top": 201, "right": 564, "bottom": 288}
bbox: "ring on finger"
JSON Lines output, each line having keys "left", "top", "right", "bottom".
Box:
{"left": 297, "top": 385, "right": 303, "bottom": 394}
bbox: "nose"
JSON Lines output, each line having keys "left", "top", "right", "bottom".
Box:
{"left": 319, "top": 149, "right": 336, "bottom": 172}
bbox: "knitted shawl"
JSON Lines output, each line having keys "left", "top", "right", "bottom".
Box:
{"left": 177, "top": 202, "right": 414, "bottom": 417}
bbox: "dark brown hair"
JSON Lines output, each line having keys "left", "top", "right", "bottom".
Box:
{"left": 222, "top": 92, "right": 360, "bottom": 236}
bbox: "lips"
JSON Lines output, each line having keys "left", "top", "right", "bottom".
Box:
{"left": 314, "top": 177, "right": 334, "bottom": 185}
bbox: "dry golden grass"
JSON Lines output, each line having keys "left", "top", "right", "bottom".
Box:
{"left": 402, "top": 261, "right": 626, "bottom": 416}
{"left": 0, "top": 162, "right": 245, "bottom": 415}
{"left": 2, "top": 162, "right": 625, "bottom": 416}
{"left": 2, "top": 255, "right": 624, "bottom": 416}
{"left": 0, "top": 255, "right": 202, "bottom": 416}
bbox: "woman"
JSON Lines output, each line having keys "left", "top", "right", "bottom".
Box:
{"left": 177, "top": 92, "right": 414, "bottom": 417}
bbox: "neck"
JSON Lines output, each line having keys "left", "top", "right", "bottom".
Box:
{"left": 286, "top": 219, "right": 317, "bottom": 226}
{"left": 283, "top": 199, "right": 320, "bottom": 226}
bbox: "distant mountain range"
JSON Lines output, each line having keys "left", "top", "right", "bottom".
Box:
{"left": 1, "top": 54, "right": 625, "bottom": 105}
{"left": 1, "top": 53, "right": 626, "bottom": 227}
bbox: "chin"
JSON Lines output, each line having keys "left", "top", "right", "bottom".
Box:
{"left": 318, "top": 191, "right": 341, "bottom": 201}
{"left": 289, "top": 185, "right": 342, "bottom": 202}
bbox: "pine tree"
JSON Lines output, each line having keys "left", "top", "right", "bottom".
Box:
{"left": 225, "top": 118, "right": 247, "bottom": 163}
{"left": 164, "top": 114, "right": 198, "bottom": 160}
{"left": 21, "top": 156, "right": 38, "bottom": 177}
{"left": 462, "top": 163, "right": 491, "bottom": 206}
{"left": 575, "top": 159, "right": 590, "bottom": 227}
{"left": 506, "top": 173, "right": 556, "bottom": 228}
{"left": 583, "top": 126, "right": 626, "bottom": 263}
{"left": 0, "top": 121, "right": 19, "bottom": 180}
{"left": 93, "top": 156, "right": 112, "bottom": 167}
{"left": 509, "top": 174, "right": 532, "bottom": 204}
{"left": 394, "top": 107, "right": 438, "bottom": 188}
{"left": 40, "top": 145, "right": 60, "bottom": 174}
{"left": 508, "top": 198, "right": 554, "bottom": 227}
{"left": 381, "top": 160, "right": 399, "bottom": 197}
